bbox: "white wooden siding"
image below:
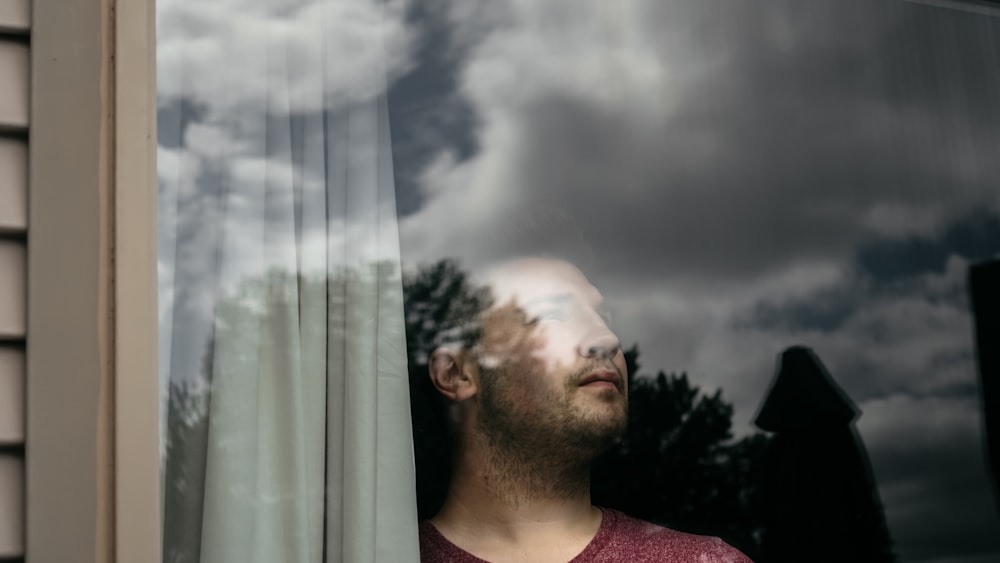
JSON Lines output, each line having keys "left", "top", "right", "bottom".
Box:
{"left": 0, "top": 347, "right": 23, "bottom": 558}
{"left": 0, "top": 0, "right": 30, "bottom": 34}
{"left": 0, "top": 242, "right": 24, "bottom": 339}
{"left": 0, "top": 138, "right": 27, "bottom": 232}
{"left": 0, "top": 8, "right": 27, "bottom": 559}
{"left": 0, "top": 40, "right": 29, "bottom": 129}
{"left": 0, "top": 455, "right": 24, "bottom": 557}
{"left": 0, "top": 347, "right": 24, "bottom": 444}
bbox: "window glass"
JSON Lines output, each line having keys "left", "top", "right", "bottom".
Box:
{"left": 160, "top": 0, "right": 1000, "bottom": 561}
{"left": 158, "top": 0, "right": 419, "bottom": 560}
{"left": 394, "top": 2, "right": 1000, "bottom": 561}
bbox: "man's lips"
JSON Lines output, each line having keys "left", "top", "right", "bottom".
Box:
{"left": 578, "top": 370, "right": 623, "bottom": 391}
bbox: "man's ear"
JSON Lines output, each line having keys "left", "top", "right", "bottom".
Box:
{"left": 429, "top": 347, "right": 478, "bottom": 402}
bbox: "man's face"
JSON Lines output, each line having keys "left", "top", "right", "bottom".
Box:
{"left": 471, "top": 259, "right": 628, "bottom": 455}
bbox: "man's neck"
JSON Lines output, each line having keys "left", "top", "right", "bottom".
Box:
{"left": 429, "top": 433, "right": 603, "bottom": 562}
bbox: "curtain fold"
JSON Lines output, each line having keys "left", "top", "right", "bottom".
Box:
{"left": 159, "top": 1, "right": 419, "bottom": 561}
{"left": 325, "top": 91, "right": 419, "bottom": 563}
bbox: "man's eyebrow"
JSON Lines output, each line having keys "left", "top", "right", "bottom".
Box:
{"left": 520, "top": 293, "right": 574, "bottom": 309}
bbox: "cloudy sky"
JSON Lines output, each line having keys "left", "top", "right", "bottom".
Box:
{"left": 388, "top": 1, "right": 1000, "bottom": 560}
{"left": 158, "top": 0, "right": 1000, "bottom": 560}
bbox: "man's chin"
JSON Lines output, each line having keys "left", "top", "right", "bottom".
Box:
{"left": 575, "top": 389, "right": 628, "bottom": 420}
{"left": 568, "top": 408, "right": 627, "bottom": 452}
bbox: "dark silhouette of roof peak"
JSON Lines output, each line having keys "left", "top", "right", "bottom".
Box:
{"left": 755, "top": 345, "right": 860, "bottom": 432}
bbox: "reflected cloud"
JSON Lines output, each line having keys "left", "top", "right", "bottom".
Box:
{"left": 156, "top": 0, "right": 1000, "bottom": 559}
{"left": 158, "top": 0, "right": 416, "bottom": 115}
{"left": 390, "top": 1, "right": 1000, "bottom": 560}
{"left": 400, "top": 0, "right": 1000, "bottom": 278}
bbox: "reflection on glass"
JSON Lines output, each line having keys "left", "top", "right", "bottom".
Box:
{"left": 159, "top": 0, "right": 1000, "bottom": 561}
{"left": 394, "top": 2, "right": 1000, "bottom": 561}
{"left": 409, "top": 258, "right": 754, "bottom": 560}
{"left": 158, "top": 0, "right": 418, "bottom": 561}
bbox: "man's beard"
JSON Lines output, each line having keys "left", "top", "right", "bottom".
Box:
{"left": 472, "top": 360, "right": 628, "bottom": 504}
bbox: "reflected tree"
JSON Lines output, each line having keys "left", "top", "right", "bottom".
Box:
{"left": 592, "top": 348, "right": 769, "bottom": 560}
{"left": 162, "top": 262, "right": 407, "bottom": 563}
{"left": 163, "top": 348, "right": 213, "bottom": 563}
{"left": 404, "top": 259, "right": 491, "bottom": 521}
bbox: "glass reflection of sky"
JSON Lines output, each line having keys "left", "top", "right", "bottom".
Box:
{"left": 158, "top": 1, "right": 1000, "bottom": 560}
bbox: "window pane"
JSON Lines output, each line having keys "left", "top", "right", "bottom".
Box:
{"left": 392, "top": 1, "right": 1000, "bottom": 562}
{"left": 158, "top": 1, "right": 418, "bottom": 561}
{"left": 159, "top": 0, "right": 1000, "bottom": 561}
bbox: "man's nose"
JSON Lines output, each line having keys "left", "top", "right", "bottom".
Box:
{"left": 579, "top": 330, "right": 620, "bottom": 360}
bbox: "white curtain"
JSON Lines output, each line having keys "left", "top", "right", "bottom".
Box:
{"left": 157, "top": 0, "right": 419, "bottom": 561}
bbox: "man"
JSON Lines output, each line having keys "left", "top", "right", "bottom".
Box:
{"left": 418, "top": 257, "right": 752, "bottom": 562}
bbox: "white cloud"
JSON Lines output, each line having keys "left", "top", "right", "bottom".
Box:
{"left": 157, "top": 0, "right": 416, "bottom": 116}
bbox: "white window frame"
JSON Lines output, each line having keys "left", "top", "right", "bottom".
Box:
{"left": 28, "top": 0, "right": 159, "bottom": 561}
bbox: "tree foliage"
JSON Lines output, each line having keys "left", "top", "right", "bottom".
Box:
{"left": 592, "top": 348, "right": 768, "bottom": 559}
{"left": 403, "top": 259, "right": 491, "bottom": 520}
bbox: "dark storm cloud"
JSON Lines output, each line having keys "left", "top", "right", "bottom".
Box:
{"left": 393, "top": 2, "right": 1000, "bottom": 560}
{"left": 396, "top": 0, "right": 998, "bottom": 427}
{"left": 744, "top": 209, "right": 1000, "bottom": 334}
{"left": 857, "top": 210, "right": 1000, "bottom": 283}
{"left": 392, "top": 0, "right": 1000, "bottom": 406}
{"left": 401, "top": 0, "right": 1000, "bottom": 289}
{"left": 860, "top": 394, "right": 1000, "bottom": 561}
{"left": 388, "top": 0, "right": 479, "bottom": 216}
{"left": 157, "top": 98, "right": 208, "bottom": 150}
{"left": 743, "top": 287, "right": 857, "bottom": 334}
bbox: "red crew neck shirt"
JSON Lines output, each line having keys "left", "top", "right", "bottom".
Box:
{"left": 419, "top": 507, "right": 753, "bottom": 562}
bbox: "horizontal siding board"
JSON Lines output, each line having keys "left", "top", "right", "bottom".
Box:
{"left": 0, "top": 347, "right": 23, "bottom": 444}
{"left": 0, "top": 0, "right": 29, "bottom": 34}
{"left": 0, "top": 241, "right": 25, "bottom": 339}
{"left": 0, "top": 138, "right": 27, "bottom": 233}
{"left": 0, "top": 41, "right": 29, "bottom": 129}
{"left": 0, "top": 4, "right": 26, "bottom": 563}
{"left": 0, "top": 454, "right": 23, "bottom": 557}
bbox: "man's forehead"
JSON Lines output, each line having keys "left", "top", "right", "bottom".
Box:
{"left": 477, "top": 258, "right": 601, "bottom": 307}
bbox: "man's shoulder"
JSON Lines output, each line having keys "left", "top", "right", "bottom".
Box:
{"left": 590, "top": 508, "right": 753, "bottom": 563}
